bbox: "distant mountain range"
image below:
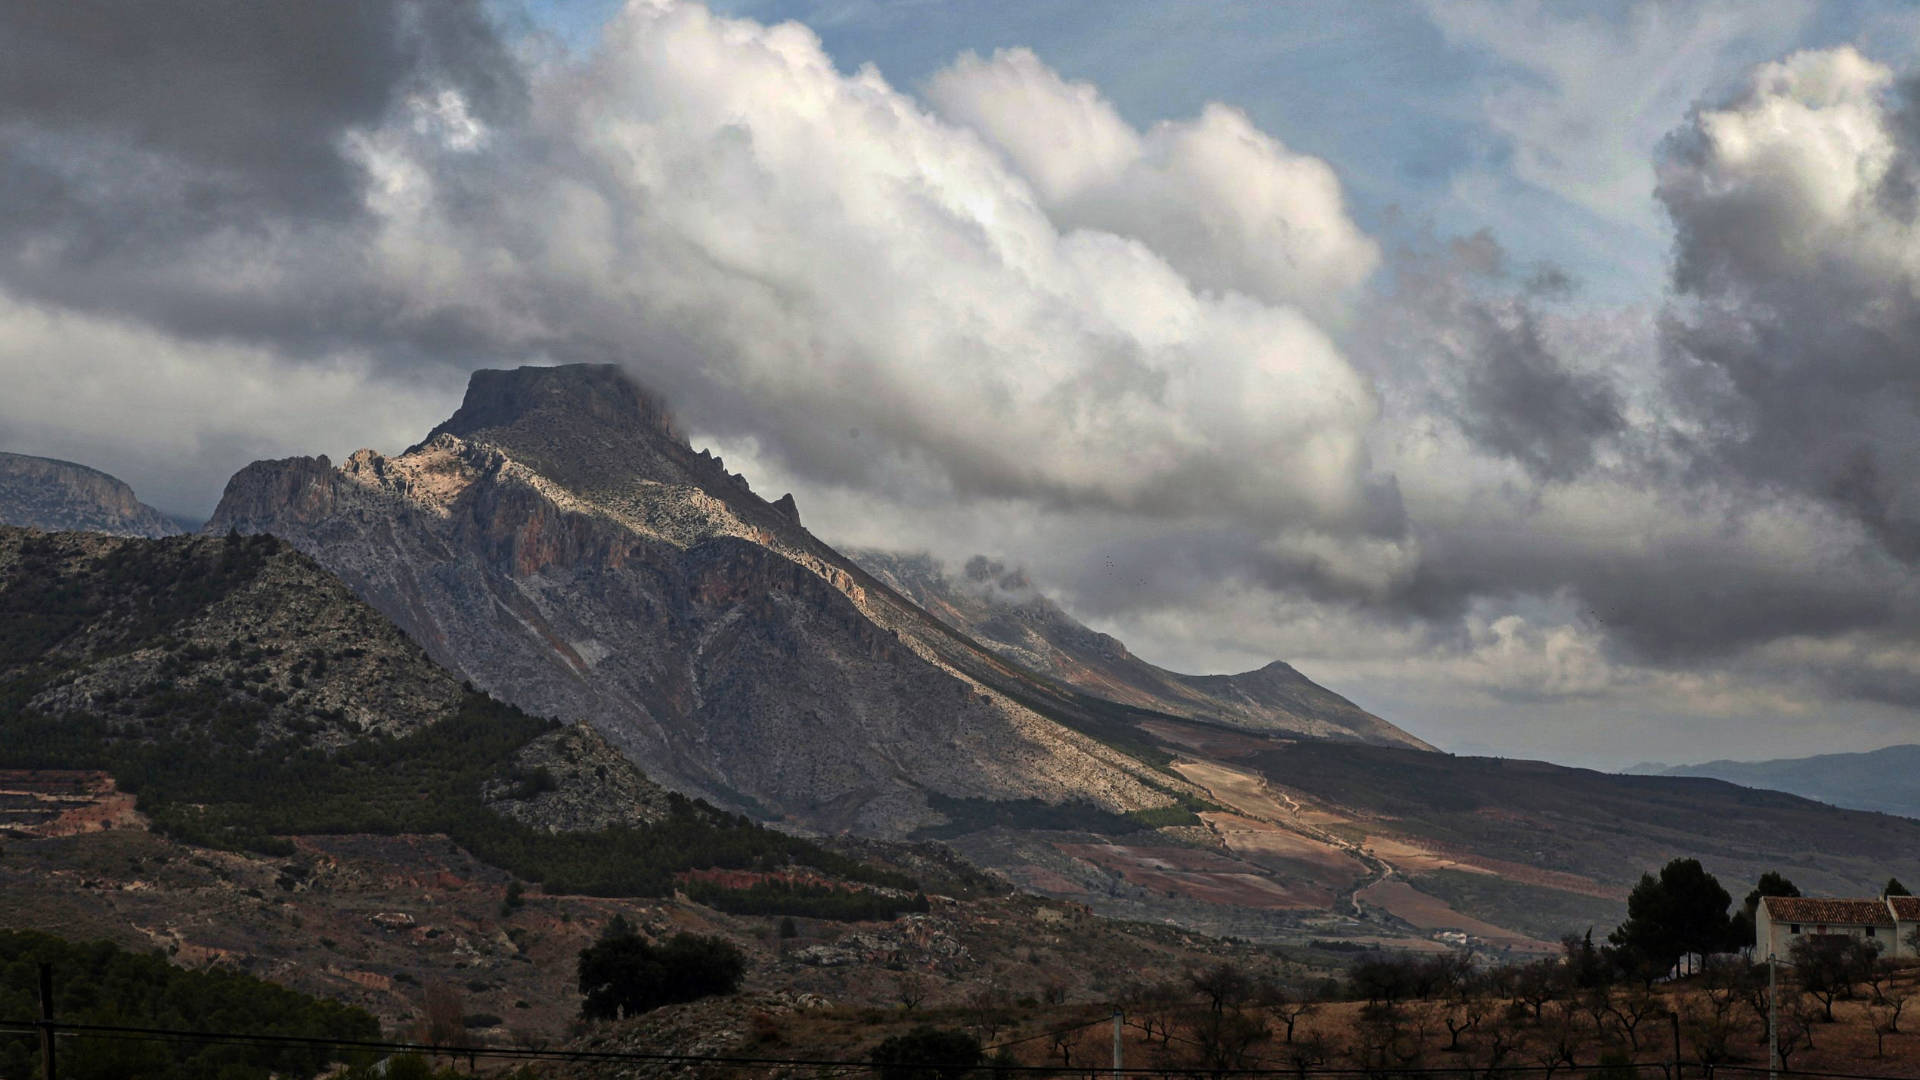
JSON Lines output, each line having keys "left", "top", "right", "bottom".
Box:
{"left": 1628, "top": 746, "right": 1920, "bottom": 820}
{"left": 0, "top": 452, "right": 181, "bottom": 537}
{"left": 852, "top": 549, "right": 1425, "bottom": 748}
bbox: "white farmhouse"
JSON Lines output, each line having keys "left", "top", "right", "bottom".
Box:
{"left": 1756, "top": 896, "right": 1911, "bottom": 960}
{"left": 1893, "top": 895, "right": 1920, "bottom": 952}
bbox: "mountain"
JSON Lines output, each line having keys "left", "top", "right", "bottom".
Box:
{"left": 852, "top": 550, "right": 1427, "bottom": 749}
{"left": 207, "top": 364, "right": 1194, "bottom": 836}
{"left": 0, "top": 525, "right": 682, "bottom": 846}
{"left": 1631, "top": 745, "right": 1920, "bottom": 820}
{"left": 198, "top": 364, "right": 1920, "bottom": 955}
{"left": 0, "top": 452, "right": 181, "bottom": 537}
{"left": 0, "top": 524, "right": 1009, "bottom": 1030}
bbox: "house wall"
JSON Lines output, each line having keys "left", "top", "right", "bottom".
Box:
{"left": 1758, "top": 907, "right": 1900, "bottom": 959}
{"left": 1756, "top": 904, "right": 1785, "bottom": 960}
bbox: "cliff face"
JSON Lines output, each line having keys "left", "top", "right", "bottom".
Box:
{"left": 0, "top": 453, "right": 182, "bottom": 538}
{"left": 209, "top": 365, "right": 1185, "bottom": 836}
{"left": 851, "top": 551, "right": 1430, "bottom": 750}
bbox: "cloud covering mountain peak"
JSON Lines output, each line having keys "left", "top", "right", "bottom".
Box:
{"left": 3, "top": 1, "right": 1919, "bottom": 764}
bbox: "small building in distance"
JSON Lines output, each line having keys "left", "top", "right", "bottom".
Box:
{"left": 1757, "top": 896, "right": 1909, "bottom": 960}
{"left": 1892, "top": 895, "right": 1920, "bottom": 955}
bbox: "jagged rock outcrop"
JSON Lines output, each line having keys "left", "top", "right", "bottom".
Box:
{"left": 209, "top": 364, "right": 1190, "bottom": 835}
{"left": 853, "top": 551, "right": 1430, "bottom": 749}
{"left": 0, "top": 453, "right": 181, "bottom": 537}
{"left": 482, "top": 724, "right": 678, "bottom": 833}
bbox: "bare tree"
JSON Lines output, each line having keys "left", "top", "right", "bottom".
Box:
{"left": 1868, "top": 997, "right": 1906, "bottom": 1058}
{"left": 1577, "top": 985, "right": 1615, "bottom": 1042}
{"left": 1775, "top": 986, "right": 1820, "bottom": 1071}
{"left": 1680, "top": 995, "right": 1740, "bottom": 1067}
{"left": 1864, "top": 955, "right": 1899, "bottom": 1004}
{"left": 965, "top": 979, "right": 1011, "bottom": 1043}
{"left": 1475, "top": 1014, "right": 1520, "bottom": 1075}
{"left": 1734, "top": 962, "right": 1775, "bottom": 1046}
{"left": 1529, "top": 1001, "right": 1583, "bottom": 1079}
{"left": 1441, "top": 994, "right": 1484, "bottom": 1053}
{"left": 1280, "top": 1027, "right": 1330, "bottom": 1079}
{"left": 1865, "top": 974, "right": 1911, "bottom": 1057}
{"left": 1605, "top": 982, "right": 1662, "bottom": 1051}
{"left": 1792, "top": 935, "right": 1877, "bottom": 1021}
{"left": 1880, "top": 979, "right": 1911, "bottom": 1030}
{"left": 1188, "top": 961, "right": 1253, "bottom": 1014}
{"left": 1348, "top": 1006, "right": 1421, "bottom": 1074}
{"left": 1047, "top": 1020, "right": 1086, "bottom": 1067}
{"left": 1512, "top": 960, "right": 1559, "bottom": 1021}
{"left": 894, "top": 971, "right": 930, "bottom": 1011}
{"left": 1264, "top": 986, "right": 1317, "bottom": 1045}
{"left": 1188, "top": 1005, "right": 1272, "bottom": 1071}
{"left": 1120, "top": 979, "right": 1182, "bottom": 1046}
{"left": 422, "top": 980, "right": 464, "bottom": 1047}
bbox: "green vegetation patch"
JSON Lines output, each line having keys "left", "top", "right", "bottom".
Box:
{"left": 910, "top": 793, "right": 1149, "bottom": 840}
{"left": 1409, "top": 869, "right": 1625, "bottom": 943}
{"left": 912, "top": 787, "right": 1222, "bottom": 839}
{"left": 0, "top": 928, "right": 378, "bottom": 1080}
{"left": 1124, "top": 804, "right": 1203, "bottom": 828}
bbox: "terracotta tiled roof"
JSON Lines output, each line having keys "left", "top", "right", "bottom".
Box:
{"left": 1889, "top": 896, "right": 1920, "bottom": 921}
{"left": 1762, "top": 896, "right": 1893, "bottom": 926}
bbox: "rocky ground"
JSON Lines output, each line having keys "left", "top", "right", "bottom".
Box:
{"left": 0, "top": 792, "right": 1326, "bottom": 1046}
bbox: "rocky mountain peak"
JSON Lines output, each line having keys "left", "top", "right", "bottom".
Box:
{"left": 423, "top": 364, "right": 683, "bottom": 453}
{"left": 410, "top": 364, "right": 793, "bottom": 524}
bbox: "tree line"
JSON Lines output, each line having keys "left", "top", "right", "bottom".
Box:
{"left": 0, "top": 928, "right": 378, "bottom": 1080}
{"left": 683, "top": 878, "right": 932, "bottom": 920}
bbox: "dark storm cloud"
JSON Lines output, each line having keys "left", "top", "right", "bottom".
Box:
{"left": 1656, "top": 47, "right": 1920, "bottom": 563}
{"left": 2, "top": 0, "right": 1918, "bottom": 746}
{"left": 1456, "top": 303, "right": 1625, "bottom": 483}
{"left": 4, "top": 2, "right": 398, "bottom": 216}
{"left": 1363, "top": 231, "right": 1627, "bottom": 485}
{"left": 0, "top": 0, "right": 519, "bottom": 210}
{"left": 0, "top": 0, "right": 521, "bottom": 356}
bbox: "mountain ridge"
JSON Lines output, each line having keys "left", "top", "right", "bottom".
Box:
{"left": 851, "top": 549, "right": 1428, "bottom": 749}
{"left": 1628, "top": 744, "right": 1920, "bottom": 820}
{"left": 0, "top": 452, "right": 182, "bottom": 538}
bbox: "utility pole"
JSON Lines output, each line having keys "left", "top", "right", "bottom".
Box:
{"left": 1768, "top": 953, "right": 1780, "bottom": 1080}
{"left": 1670, "top": 1008, "right": 1683, "bottom": 1080}
{"left": 37, "top": 962, "right": 55, "bottom": 1080}
{"left": 1111, "top": 1008, "right": 1122, "bottom": 1080}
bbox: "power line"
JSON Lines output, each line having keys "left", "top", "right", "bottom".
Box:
{"left": 9, "top": 1016, "right": 1919, "bottom": 1079}
{"left": 983, "top": 1015, "right": 1114, "bottom": 1052}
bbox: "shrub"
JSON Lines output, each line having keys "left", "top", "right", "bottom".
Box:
{"left": 870, "top": 1026, "right": 983, "bottom": 1080}
{"left": 577, "top": 931, "right": 746, "bottom": 1020}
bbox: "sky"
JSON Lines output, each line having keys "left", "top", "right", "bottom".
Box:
{"left": 4, "top": 1, "right": 1920, "bottom": 768}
